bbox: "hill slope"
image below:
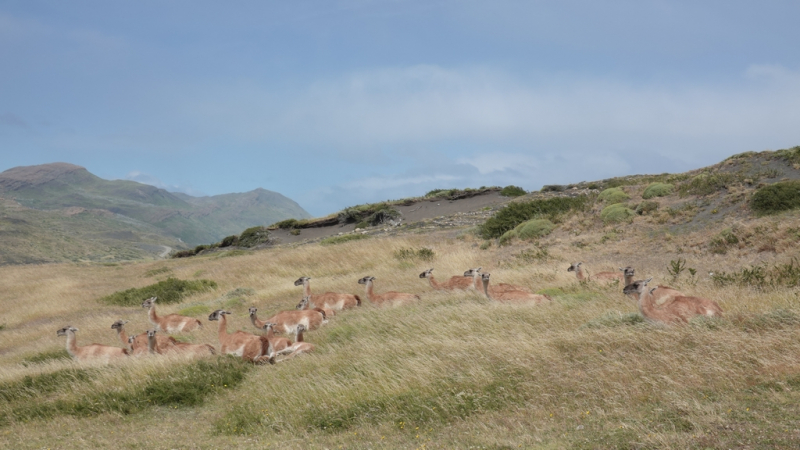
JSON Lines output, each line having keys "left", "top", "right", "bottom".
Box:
{"left": 0, "top": 163, "right": 310, "bottom": 263}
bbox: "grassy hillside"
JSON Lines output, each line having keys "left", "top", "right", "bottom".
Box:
{"left": 2, "top": 149, "right": 800, "bottom": 448}
{"left": 0, "top": 163, "right": 311, "bottom": 261}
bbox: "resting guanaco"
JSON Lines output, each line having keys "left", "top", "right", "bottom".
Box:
{"left": 146, "top": 329, "right": 215, "bottom": 356}
{"left": 208, "top": 310, "right": 273, "bottom": 363}
{"left": 295, "top": 296, "right": 335, "bottom": 320}
{"left": 622, "top": 278, "right": 685, "bottom": 305}
{"left": 418, "top": 268, "right": 474, "bottom": 290}
{"left": 463, "top": 268, "right": 529, "bottom": 294}
{"left": 623, "top": 278, "right": 723, "bottom": 323}
{"left": 111, "top": 319, "right": 176, "bottom": 355}
{"left": 57, "top": 326, "right": 128, "bottom": 361}
{"left": 294, "top": 276, "right": 360, "bottom": 310}
{"left": 357, "top": 276, "right": 419, "bottom": 306}
{"left": 142, "top": 297, "right": 202, "bottom": 332}
{"left": 479, "top": 273, "right": 551, "bottom": 304}
{"left": 276, "top": 324, "right": 314, "bottom": 360}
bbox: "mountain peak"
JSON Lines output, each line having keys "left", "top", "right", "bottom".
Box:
{"left": 0, "top": 162, "right": 93, "bottom": 190}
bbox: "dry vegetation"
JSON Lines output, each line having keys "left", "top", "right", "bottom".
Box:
{"left": 3, "top": 150, "right": 800, "bottom": 448}
{"left": 2, "top": 211, "right": 800, "bottom": 449}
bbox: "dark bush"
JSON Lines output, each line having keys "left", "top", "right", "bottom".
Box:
{"left": 751, "top": 180, "right": 800, "bottom": 215}
{"left": 499, "top": 185, "right": 526, "bottom": 197}
{"left": 678, "top": 172, "right": 741, "bottom": 196}
{"left": 99, "top": 277, "right": 217, "bottom": 306}
{"left": 338, "top": 204, "right": 400, "bottom": 226}
{"left": 219, "top": 235, "right": 239, "bottom": 248}
{"left": 636, "top": 200, "right": 659, "bottom": 215}
{"left": 711, "top": 258, "right": 800, "bottom": 289}
{"left": 238, "top": 226, "right": 271, "bottom": 247}
{"left": 479, "top": 196, "right": 589, "bottom": 239}
{"left": 272, "top": 218, "right": 299, "bottom": 229}
{"left": 172, "top": 250, "right": 197, "bottom": 258}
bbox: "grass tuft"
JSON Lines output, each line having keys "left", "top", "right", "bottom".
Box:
{"left": 320, "top": 234, "right": 370, "bottom": 246}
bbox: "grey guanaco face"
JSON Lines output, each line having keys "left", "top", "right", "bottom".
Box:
{"left": 127, "top": 336, "right": 135, "bottom": 344}
{"left": 56, "top": 326, "right": 77, "bottom": 336}
{"left": 264, "top": 322, "right": 275, "bottom": 331}
{"left": 111, "top": 320, "right": 128, "bottom": 330}
{"left": 141, "top": 296, "right": 157, "bottom": 308}
{"left": 147, "top": 329, "right": 157, "bottom": 338}
{"left": 481, "top": 273, "right": 491, "bottom": 282}
{"left": 208, "top": 310, "right": 230, "bottom": 321}
{"left": 296, "top": 324, "right": 306, "bottom": 333}
{"left": 357, "top": 276, "right": 374, "bottom": 285}
{"left": 419, "top": 269, "right": 433, "bottom": 279}
{"left": 248, "top": 306, "right": 258, "bottom": 316}
{"left": 567, "top": 262, "right": 582, "bottom": 272}
{"left": 622, "top": 277, "right": 653, "bottom": 295}
{"left": 620, "top": 267, "right": 635, "bottom": 277}
{"left": 296, "top": 296, "right": 309, "bottom": 310}
{"left": 294, "top": 276, "right": 310, "bottom": 286}
{"left": 463, "top": 267, "right": 482, "bottom": 277}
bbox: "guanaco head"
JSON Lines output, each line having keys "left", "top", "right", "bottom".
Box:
{"left": 110, "top": 320, "right": 129, "bottom": 330}
{"left": 419, "top": 269, "right": 433, "bottom": 279}
{"left": 141, "top": 296, "right": 157, "bottom": 308}
{"left": 147, "top": 329, "right": 157, "bottom": 338}
{"left": 622, "top": 277, "right": 653, "bottom": 295}
{"left": 463, "top": 267, "right": 482, "bottom": 277}
{"left": 481, "top": 273, "right": 491, "bottom": 282}
{"left": 357, "top": 276, "right": 375, "bottom": 285}
{"left": 127, "top": 336, "right": 135, "bottom": 345}
{"left": 294, "top": 276, "right": 310, "bottom": 286}
{"left": 56, "top": 326, "right": 78, "bottom": 336}
{"left": 296, "top": 296, "right": 310, "bottom": 310}
{"left": 567, "top": 262, "right": 583, "bottom": 272}
{"left": 208, "top": 310, "right": 231, "bottom": 321}
{"left": 296, "top": 324, "right": 307, "bottom": 334}
{"left": 620, "top": 266, "right": 635, "bottom": 277}
{"left": 248, "top": 306, "right": 258, "bottom": 316}
{"left": 264, "top": 322, "right": 276, "bottom": 331}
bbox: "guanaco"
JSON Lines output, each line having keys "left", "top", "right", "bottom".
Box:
{"left": 146, "top": 329, "right": 215, "bottom": 356}
{"left": 250, "top": 306, "right": 325, "bottom": 335}
{"left": 57, "top": 326, "right": 128, "bottom": 361}
{"left": 111, "top": 319, "right": 176, "bottom": 355}
{"left": 479, "top": 273, "right": 551, "bottom": 304}
{"left": 622, "top": 278, "right": 685, "bottom": 305}
{"left": 357, "top": 276, "right": 419, "bottom": 306}
{"left": 418, "top": 268, "right": 474, "bottom": 290}
{"left": 276, "top": 324, "right": 314, "bottom": 360}
{"left": 624, "top": 278, "right": 723, "bottom": 323}
{"left": 142, "top": 297, "right": 202, "bottom": 332}
{"left": 294, "top": 276, "right": 360, "bottom": 310}
{"left": 295, "top": 296, "right": 335, "bottom": 320}
{"left": 208, "top": 310, "right": 273, "bottom": 363}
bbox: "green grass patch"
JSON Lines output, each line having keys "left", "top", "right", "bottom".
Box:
{"left": 143, "top": 266, "right": 171, "bottom": 277}
{"left": 20, "top": 348, "right": 71, "bottom": 366}
{"left": 600, "top": 203, "right": 635, "bottom": 223}
{"left": 2, "top": 357, "right": 252, "bottom": 427}
{"left": 238, "top": 226, "right": 271, "bottom": 248}
{"left": 99, "top": 277, "right": 218, "bottom": 306}
{"left": 642, "top": 182, "right": 674, "bottom": 199}
{"left": 394, "top": 247, "right": 435, "bottom": 262}
{"left": 479, "top": 195, "right": 589, "bottom": 239}
{"left": 597, "top": 187, "right": 630, "bottom": 204}
{"left": 711, "top": 259, "right": 800, "bottom": 289}
{"left": 750, "top": 180, "right": 800, "bottom": 215}
{"left": 582, "top": 312, "right": 645, "bottom": 329}
{"left": 515, "top": 218, "right": 556, "bottom": 239}
{"left": 320, "top": 234, "right": 370, "bottom": 246}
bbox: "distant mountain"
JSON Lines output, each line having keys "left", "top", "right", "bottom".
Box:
{"left": 0, "top": 163, "right": 310, "bottom": 263}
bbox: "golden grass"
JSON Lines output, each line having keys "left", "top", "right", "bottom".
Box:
{"left": 2, "top": 227, "right": 800, "bottom": 448}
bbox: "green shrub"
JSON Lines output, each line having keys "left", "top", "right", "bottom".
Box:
{"left": 600, "top": 204, "right": 635, "bottom": 223}
{"left": 775, "top": 146, "right": 800, "bottom": 165}
{"left": 338, "top": 204, "right": 399, "bottom": 226}
{"left": 711, "top": 258, "right": 800, "bottom": 289}
{"left": 642, "top": 183, "right": 674, "bottom": 199}
{"left": 219, "top": 235, "right": 239, "bottom": 248}
{"left": 272, "top": 218, "right": 299, "bottom": 229}
{"left": 99, "top": 277, "right": 217, "bottom": 306}
{"left": 678, "top": 172, "right": 741, "bottom": 196}
{"left": 498, "top": 229, "right": 517, "bottom": 245}
{"left": 238, "top": 226, "right": 271, "bottom": 248}
{"left": 320, "top": 234, "right": 370, "bottom": 246}
{"left": 515, "top": 219, "right": 556, "bottom": 240}
{"left": 0, "top": 368, "right": 94, "bottom": 403}
{"left": 597, "top": 188, "right": 630, "bottom": 204}
{"left": 499, "top": 185, "right": 526, "bottom": 197}
{"left": 479, "top": 196, "right": 588, "bottom": 239}
{"left": 172, "top": 249, "right": 196, "bottom": 258}
{"left": 636, "top": 200, "right": 659, "bottom": 215}
{"left": 751, "top": 180, "right": 800, "bottom": 215}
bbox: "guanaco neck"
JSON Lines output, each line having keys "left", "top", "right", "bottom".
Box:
{"left": 65, "top": 331, "right": 79, "bottom": 357}
{"left": 623, "top": 273, "right": 634, "bottom": 286}
{"left": 471, "top": 271, "right": 481, "bottom": 291}
{"left": 265, "top": 324, "right": 275, "bottom": 340}
{"left": 295, "top": 328, "right": 305, "bottom": 343}
{"left": 147, "top": 334, "right": 156, "bottom": 354}
{"left": 302, "top": 279, "right": 311, "bottom": 297}
{"left": 481, "top": 277, "right": 492, "bottom": 299}
{"left": 575, "top": 266, "right": 587, "bottom": 281}
{"left": 637, "top": 288, "right": 657, "bottom": 319}
{"left": 427, "top": 274, "right": 441, "bottom": 289}
{"left": 364, "top": 280, "right": 375, "bottom": 301}
{"left": 114, "top": 327, "right": 129, "bottom": 347}
{"left": 218, "top": 314, "right": 229, "bottom": 342}
{"left": 148, "top": 305, "right": 159, "bottom": 324}
{"left": 250, "top": 313, "right": 266, "bottom": 329}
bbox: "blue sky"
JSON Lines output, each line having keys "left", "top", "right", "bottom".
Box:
{"left": 1, "top": 1, "right": 799, "bottom": 216}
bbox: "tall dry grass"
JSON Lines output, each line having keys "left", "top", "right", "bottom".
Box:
{"left": 2, "top": 230, "right": 800, "bottom": 449}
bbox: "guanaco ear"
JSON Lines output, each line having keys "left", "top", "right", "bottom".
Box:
{"left": 643, "top": 277, "right": 653, "bottom": 285}
{"left": 649, "top": 287, "right": 657, "bottom": 294}
{"left": 619, "top": 267, "right": 624, "bottom": 271}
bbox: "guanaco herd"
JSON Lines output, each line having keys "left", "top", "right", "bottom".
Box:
{"left": 56, "top": 263, "right": 722, "bottom": 363}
